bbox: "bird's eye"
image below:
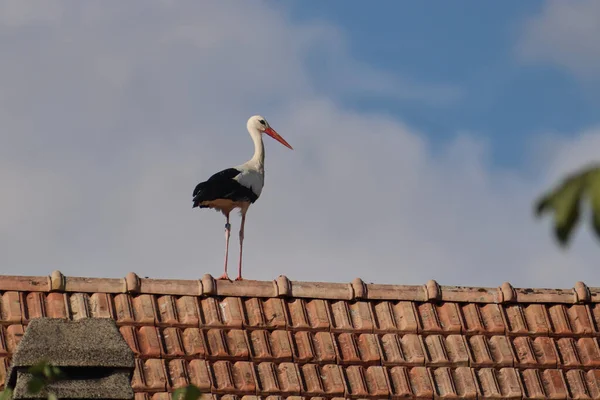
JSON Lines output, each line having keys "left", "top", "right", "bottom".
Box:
{"left": 259, "top": 120, "right": 266, "bottom": 125}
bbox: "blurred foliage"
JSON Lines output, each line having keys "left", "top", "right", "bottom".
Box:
{"left": 536, "top": 163, "right": 600, "bottom": 246}
{"left": 172, "top": 384, "right": 201, "bottom": 400}
{"left": 27, "top": 359, "right": 64, "bottom": 397}
{"left": 0, "top": 388, "right": 12, "bottom": 400}
{"left": 0, "top": 360, "right": 64, "bottom": 400}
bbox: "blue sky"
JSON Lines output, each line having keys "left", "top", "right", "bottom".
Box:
{"left": 2, "top": 0, "right": 600, "bottom": 287}
{"left": 287, "top": 1, "right": 600, "bottom": 169}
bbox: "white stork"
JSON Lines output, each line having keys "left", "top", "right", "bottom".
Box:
{"left": 192, "top": 115, "right": 293, "bottom": 281}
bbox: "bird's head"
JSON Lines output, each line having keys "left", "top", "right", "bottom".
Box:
{"left": 247, "top": 115, "right": 293, "bottom": 150}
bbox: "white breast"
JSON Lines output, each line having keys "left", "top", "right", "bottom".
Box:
{"left": 234, "top": 166, "right": 264, "bottom": 197}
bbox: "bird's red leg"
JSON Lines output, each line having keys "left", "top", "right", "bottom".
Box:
{"left": 218, "top": 212, "right": 231, "bottom": 280}
{"left": 236, "top": 210, "right": 247, "bottom": 281}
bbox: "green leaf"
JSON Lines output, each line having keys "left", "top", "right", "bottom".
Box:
{"left": 48, "top": 392, "right": 58, "bottom": 400}
{"left": 586, "top": 169, "right": 600, "bottom": 238}
{"left": 47, "top": 366, "right": 64, "bottom": 381}
{"left": 28, "top": 360, "right": 50, "bottom": 377}
{"left": 0, "top": 388, "right": 14, "bottom": 400}
{"left": 172, "top": 384, "right": 201, "bottom": 400}
{"left": 27, "top": 360, "right": 63, "bottom": 382}
{"left": 535, "top": 163, "right": 600, "bottom": 247}
{"left": 43, "top": 365, "right": 53, "bottom": 379}
{"left": 535, "top": 170, "right": 587, "bottom": 246}
{"left": 553, "top": 178, "right": 584, "bottom": 245}
{"left": 27, "top": 377, "right": 45, "bottom": 394}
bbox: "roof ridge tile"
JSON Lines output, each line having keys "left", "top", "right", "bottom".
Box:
{"left": 2, "top": 272, "right": 600, "bottom": 305}
{"left": 50, "top": 270, "right": 65, "bottom": 292}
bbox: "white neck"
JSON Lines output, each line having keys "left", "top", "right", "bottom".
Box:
{"left": 247, "top": 125, "right": 265, "bottom": 170}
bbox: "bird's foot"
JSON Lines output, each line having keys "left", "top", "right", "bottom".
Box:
{"left": 235, "top": 276, "right": 244, "bottom": 281}
{"left": 217, "top": 273, "right": 231, "bottom": 281}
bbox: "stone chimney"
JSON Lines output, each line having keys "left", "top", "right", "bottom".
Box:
{"left": 5, "top": 318, "right": 135, "bottom": 399}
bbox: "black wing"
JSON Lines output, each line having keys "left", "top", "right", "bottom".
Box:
{"left": 193, "top": 168, "right": 240, "bottom": 198}
{"left": 192, "top": 168, "right": 258, "bottom": 208}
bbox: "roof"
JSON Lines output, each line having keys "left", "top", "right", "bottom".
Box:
{"left": 1, "top": 271, "right": 600, "bottom": 399}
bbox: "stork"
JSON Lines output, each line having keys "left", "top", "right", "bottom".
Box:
{"left": 192, "top": 115, "right": 293, "bottom": 281}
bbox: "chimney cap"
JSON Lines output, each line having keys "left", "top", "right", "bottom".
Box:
{"left": 10, "top": 318, "right": 134, "bottom": 370}
{"left": 6, "top": 318, "right": 135, "bottom": 399}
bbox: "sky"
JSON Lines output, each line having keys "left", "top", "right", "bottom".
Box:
{"left": 1, "top": 0, "right": 600, "bottom": 289}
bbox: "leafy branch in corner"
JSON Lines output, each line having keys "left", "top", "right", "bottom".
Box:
{"left": 0, "top": 360, "right": 64, "bottom": 400}
{"left": 535, "top": 163, "right": 600, "bottom": 246}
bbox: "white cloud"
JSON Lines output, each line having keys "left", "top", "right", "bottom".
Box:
{"left": 517, "top": 0, "right": 600, "bottom": 79}
{"left": 0, "top": 0, "right": 599, "bottom": 289}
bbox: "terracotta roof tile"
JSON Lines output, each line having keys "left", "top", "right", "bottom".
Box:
{"left": 585, "top": 369, "right": 600, "bottom": 398}
{"left": 188, "top": 359, "right": 212, "bottom": 390}
{"left": 407, "top": 366, "right": 434, "bottom": 398}
{"left": 4, "top": 272, "right": 600, "bottom": 399}
{"left": 4, "top": 325, "right": 24, "bottom": 353}
{"left": 576, "top": 338, "right": 600, "bottom": 367}
{"left": 243, "top": 298, "right": 286, "bottom": 330}
{"left": 182, "top": 328, "right": 207, "bottom": 358}
{"left": 1, "top": 292, "right": 23, "bottom": 324}
{"left": 0, "top": 357, "right": 7, "bottom": 386}
{"left": 469, "top": 334, "right": 514, "bottom": 368}
{"left": 376, "top": 301, "right": 421, "bottom": 333}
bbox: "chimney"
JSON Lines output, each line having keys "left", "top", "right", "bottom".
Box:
{"left": 4, "top": 318, "right": 135, "bottom": 399}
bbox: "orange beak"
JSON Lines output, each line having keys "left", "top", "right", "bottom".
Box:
{"left": 265, "top": 127, "right": 293, "bottom": 150}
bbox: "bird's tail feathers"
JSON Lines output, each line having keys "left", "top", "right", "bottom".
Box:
{"left": 192, "top": 182, "right": 209, "bottom": 208}
{"left": 193, "top": 181, "right": 222, "bottom": 208}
